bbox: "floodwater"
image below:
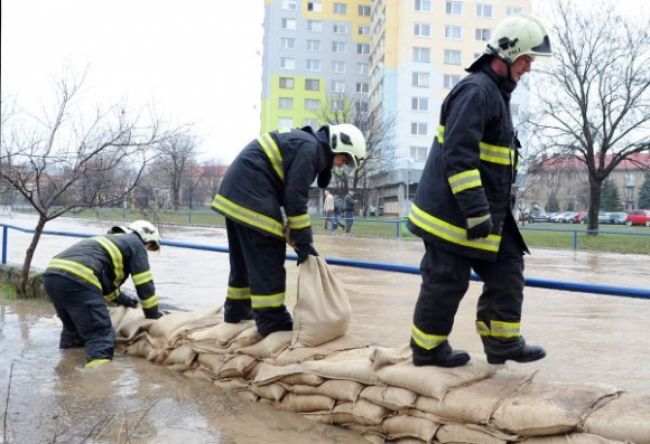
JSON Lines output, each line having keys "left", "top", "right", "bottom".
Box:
{"left": 1, "top": 213, "right": 649, "bottom": 443}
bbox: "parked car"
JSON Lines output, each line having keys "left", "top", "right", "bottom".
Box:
{"left": 626, "top": 210, "right": 650, "bottom": 227}
{"left": 572, "top": 210, "right": 587, "bottom": 224}
{"left": 550, "top": 212, "right": 571, "bottom": 223}
{"left": 605, "top": 212, "right": 627, "bottom": 225}
{"left": 528, "top": 210, "right": 550, "bottom": 223}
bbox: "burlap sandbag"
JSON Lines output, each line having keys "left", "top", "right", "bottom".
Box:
{"left": 381, "top": 414, "right": 439, "bottom": 442}
{"left": 278, "top": 393, "right": 336, "bottom": 413}
{"left": 288, "top": 379, "right": 364, "bottom": 402}
{"left": 292, "top": 256, "right": 351, "bottom": 347}
{"left": 583, "top": 393, "right": 650, "bottom": 444}
{"left": 330, "top": 400, "right": 390, "bottom": 426}
{"left": 522, "top": 433, "right": 626, "bottom": 443}
{"left": 435, "top": 423, "right": 511, "bottom": 444}
{"left": 273, "top": 334, "right": 368, "bottom": 365}
{"left": 278, "top": 373, "right": 324, "bottom": 387}
{"left": 360, "top": 385, "right": 418, "bottom": 411}
{"left": 236, "top": 330, "right": 292, "bottom": 359}
{"left": 250, "top": 382, "right": 287, "bottom": 402}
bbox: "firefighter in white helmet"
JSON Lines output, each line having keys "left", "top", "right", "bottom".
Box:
{"left": 212, "top": 123, "right": 366, "bottom": 336}
{"left": 407, "top": 15, "right": 552, "bottom": 367}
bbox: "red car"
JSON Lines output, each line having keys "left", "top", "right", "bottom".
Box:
{"left": 626, "top": 210, "right": 650, "bottom": 227}
{"left": 572, "top": 210, "right": 588, "bottom": 223}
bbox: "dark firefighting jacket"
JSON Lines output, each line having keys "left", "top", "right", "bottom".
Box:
{"left": 212, "top": 126, "right": 333, "bottom": 246}
{"left": 45, "top": 232, "right": 159, "bottom": 310}
{"left": 408, "top": 64, "right": 526, "bottom": 261}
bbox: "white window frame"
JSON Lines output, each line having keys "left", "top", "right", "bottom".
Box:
{"left": 306, "top": 59, "right": 321, "bottom": 71}
{"left": 358, "top": 5, "right": 371, "bottom": 16}
{"left": 305, "top": 78, "right": 320, "bottom": 91}
{"left": 445, "top": 1, "right": 463, "bottom": 15}
{"left": 412, "top": 71, "right": 430, "bottom": 88}
{"left": 332, "top": 41, "right": 347, "bottom": 53}
{"left": 506, "top": 6, "right": 523, "bottom": 16}
{"left": 332, "top": 61, "right": 347, "bottom": 73}
{"left": 475, "top": 28, "right": 491, "bottom": 41}
{"left": 414, "top": 22, "right": 431, "bottom": 37}
{"left": 279, "top": 97, "right": 294, "bottom": 109}
{"left": 279, "top": 77, "right": 294, "bottom": 89}
{"left": 411, "top": 96, "right": 429, "bottom": 111}
{"left": 307, "top": 1, "right": 323, "bottom": 12}
{"left": 414, "top": 0, "right": 431, "bottom": 12}
{"left": 278, "top": 117, "right": 293, "bottom": 128}
{"left": 332, "top": 80, "right": 346, "bottom": 93}
{"left": 333, "top": 23, "right": 348, "bottom": 34}
{"left": 358, "top": 25, "right": 370, "bottom": 35}
{"left": 443, "top": 74, "right": 461, "bottom": 88}
{"left": 280, "top": 37, "right": 296, "bottom": 50}
{"left": 307, "top": 20, "right": 323, "bottom": 32}
{"left": 357, "top": 63, "right": 369, "bottom": 75}
{"left": 476, "top": 3, "right": 493, "bottom": 18}
{"left": 281, "top": 0, "right": 298, "bottom": 10}
{"left": 444, "top": 49, "right": 461, "bottom": 65}
{"left": 306, "top": 39, "right": 321, "bottom": 51}
{"left": 281, "top": 18, "right": 297, "bottom": 30}
{"left": 444, "top": 25, "right": 462, "bottom": 40}
{"left": 333, "top": 2, "right": 347, "bottom": 15}
{"left": 304, "top": 98, "right": 320, "bottom": 111}
{"left": 356, "top": 82, "right": 369, "bottom": 94}
{"left": 412, "top": 47, "right": 431, "bottom": 63}
{"left": 410, "top": 122, "right": 428, "bottom": 136}
{"left": 280, "top": 57, "right": 296, "bottom": 69}
{"left": 357, "top": 43, "right": 370, "bottom": 54}
{"left": 410, "top": 146, "right": 428, "bottom": 161}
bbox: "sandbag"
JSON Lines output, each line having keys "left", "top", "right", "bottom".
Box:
{"left": 381, "top": 414, "right": 439, "bottom": 442}
{"left": 330, "top": 400, "right": 390, "bottom": 426}
{"left": 292, "top": 256, "right": 351, "bottom": 347}
{"left": 360, "top": 385, "right": 417, "bottom": 411}
{"left": 236, "top": 330, "right": 292, "bottom": 359}
{"left": 250, "top": 382, "right": 287, "bottom": 402}
{"left": 435, "top": 423, "right": 511, "bottom": 444}
{"left": 583, "top": 393, "right": 650, "bottom": 444}
{"left": 273, "top": 334, "right": 368, "bottom": 365}
{"left": 288, "top": 379, "right": 364, "bottom": 402}
{"left": 278, "top": 393, "right": 336, "bottom": 413}
{"left": 522, "top": 433, "right": 626, "bottom": 443}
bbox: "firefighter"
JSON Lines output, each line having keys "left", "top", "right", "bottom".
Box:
{"left": 43, "top": 220, "right": 163, "bottom": 368}
{"left": 407, "top": 15, "right": 552, "bottom": 367}
{"left": 212, "top": 124, "right": 366, "bottom": 336}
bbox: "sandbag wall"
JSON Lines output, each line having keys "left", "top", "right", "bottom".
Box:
{"left": 111, "top": 307, "right": 650, "bottom": 444}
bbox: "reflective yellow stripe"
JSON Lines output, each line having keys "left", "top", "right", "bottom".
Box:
{"left": 476, "top": 321, "right": 490, "bottom": 337}
{"left": 132, "top": 270, "right": 153, "bottom": 286}
{"left": 104, "top": 289, "right": 120, "bottom": 302}
{"left": 490, "top": 320, "right": 521, "bottom": 338}
{"left": 448, "top": 169, "right": 482, "bottom": 194}
{"left": 212, "top": 194, "right": 284, "bottom": 237}
{"left": 227, "top": 286, "right": 251, "bottom": 301}
{"left": 479, "top": 142, "right": 512, "bottom": 165}
{"left": 251, "top": 292, "right": 285, "bottom": 309}
{"left": 287, "top": 213, "right": 311, "bottom": 230}
{"left": 93, "top": 236, "right": 124, "bottom": 287}
{"left": 467, "top": 214, "right": 490, "bottom": 229}
{"left": 85, "top": 358, "right": 110, "bottom": 368}
{"left": 408, "top": 203, "right": 500, "bottom": 252}
{"left": 258, "top": 132, "right": 284, "bottom": 182}
{"left": 411, "top": 324, "right": 447, "bottom": 351}
{"left": 436, "top": 125, "right": 445, "bottom": 144}
{"left": 140, "top": 295, "right": 158, "bottom": 309}
{"left": 48, "top": 258, "right": 101, "bottom": 290}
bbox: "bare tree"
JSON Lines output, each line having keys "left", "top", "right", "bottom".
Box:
{"left": 154, "top": 131, "right": 197, "bottom": 210}
{"left": 528, "top": 0, "right": 650, "bottom": 232}
{"left": 0, "top": 76, "right": 171, "bottom": 294}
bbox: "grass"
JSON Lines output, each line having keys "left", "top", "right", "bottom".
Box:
{"left": 0, "top": 282, "right": 18, "bottom": 300}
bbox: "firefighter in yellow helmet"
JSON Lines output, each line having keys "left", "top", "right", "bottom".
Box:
{"left": 212, "top": 124, "right": 366, "bottom": 336}
{"left": 407, "top": 15, "right": 552, "bottom": 367}
{"left": 43, "top": 220, "right": 163, "bottom": 368}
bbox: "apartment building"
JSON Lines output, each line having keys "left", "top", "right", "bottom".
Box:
{"left": 261, "top": 0, "right": 531, "bottom": 215}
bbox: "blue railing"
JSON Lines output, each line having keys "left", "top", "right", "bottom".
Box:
{"left": 1, "top": 222, "right": 649, "bottom": 300}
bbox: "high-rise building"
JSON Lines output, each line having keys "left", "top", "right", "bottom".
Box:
{"left": 261, "top": 0, "right": 532, "bottom": 215}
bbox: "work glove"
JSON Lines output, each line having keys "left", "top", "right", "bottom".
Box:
{"left": 466, "top": 214, "right": 493, "bottom": 240}
{"left": 143, "top": 307, "right": 164, "bottom": 319}
{"left": 294, "top": 243, "right": 318, "bottom": 265}
{"left": 116, "top": 292, "right": 139, "bottom": 308}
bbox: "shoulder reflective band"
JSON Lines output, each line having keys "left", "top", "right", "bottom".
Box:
{"left": 48, "top": 258, "right": 102, "bottom": 290}
{"left": 408, "top": 203, "right": 500, "bottom": 252}
{"left": 287, "top": 213, "right": 311, "bottom": 230}
{"left": 436, "top": 125, "right": 445, "bottom": 144}
{"left": 93, "top": 236, "right": 124, "bottom": 287}
{"left": 212, "top": 194, "right": 284, "bottom": 237}
{"left": 257, "top": 132, "right": 284, "bottom": 182}
{"left": 132, "top": 270, "right": 153, "bottom": 286}
{"left": 448, "top": 169, "right": 482, "bottom": 194}
{"left": 251, "top": 292, "right": 285, "bottom": 309}
{"left": 476, "top": 320, "right": 521, "bottom": 338}
{"left": 140, "top": 295, "right": 159, "bottom": 309}
{"left": 227, "top": 286, "right": 251, "bottom": 300}
{"left": 411, "top": 324, "right": 447, "bottom": 350}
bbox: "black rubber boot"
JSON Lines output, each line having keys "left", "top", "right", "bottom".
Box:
{"left": 256, "top": 307, "right": 293, "bottom": 336}
{"left": 484, "top": 337, "right": 546, "bottom": 364}
{"left": 411, "top": 340, "right": 471, "bottom": 368}
{"left": 224, "top": 300, "right": 254, "bottom": 323}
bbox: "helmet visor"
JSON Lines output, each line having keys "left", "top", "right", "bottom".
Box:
{"left": 531, "top": 35, "right": 552, "bottom": 56}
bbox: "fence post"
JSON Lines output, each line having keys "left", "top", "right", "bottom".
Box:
{"left": 189, "top": 211, "right": 192, "bottom": 225}
{"left": 396, "top": 219, "right": 401, "bottom": 238}
{"left": 2, "top": 226, "right": 8, "bottom": 265}
{"left": 573, "top": 230, "right": 578, "bottom": 251}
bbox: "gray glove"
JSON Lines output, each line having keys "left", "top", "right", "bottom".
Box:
{"left": 466, "top": 214, "right": 493, "bottom": 240}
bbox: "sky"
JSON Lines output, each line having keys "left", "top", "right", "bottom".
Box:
{"left": 1, "top": 0, "right": 265, "bottom": 163}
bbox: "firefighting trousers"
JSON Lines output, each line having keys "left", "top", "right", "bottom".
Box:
{"left": 411, "top": 216, "right": 526, "bottom": 356}
{"left": 225, "top": 219, "right": 292, "bottom": 336}
{"left": 43, "top": 273, "right": 115, "bottom": 362}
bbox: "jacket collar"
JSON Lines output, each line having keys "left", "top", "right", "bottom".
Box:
{"left": 480, "top": 62, "right": 517, "bottom": 96}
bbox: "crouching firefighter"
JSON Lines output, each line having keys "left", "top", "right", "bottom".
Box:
{"left": 212, "top": 123, "right": 366, "bottom": 336}
{"left": 43, "top": 220, "right": 164, "bottom": 368}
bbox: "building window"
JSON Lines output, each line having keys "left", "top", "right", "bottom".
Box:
{"left": 358, "top": 5, "right": 371, "bottom": 16}
{"left": 443, "top": 74, "right": 460, "bottom": 88}
{"left": 279, "top": 97, "right": 294, "bottom": 109}
{"left": 358, "top": 25, "right": 370, "bottom": 35}
{"left": 444, "top": 25, "right": 462, "bottom": 39}
{"left": 306, "top": 39, "right": 321, "bottom": 51}
{"left": 410, "top": 122, "right": 428, "bottom": 136}
{"left": 355, "top": 101, "right": 369, "bottom": 113}
{"left": 476, "top": 3, "right": 493, "bottom": 18}
{"left": 333, "top": 23, "right": 348, "bottom": 34}
{"left": 332, "top": 61, "right": 347, "bottom": 73}
{"left": 278, "top": 117, "right": 293, "bottom": 128}
{"left": 332, "top": 41, "right": 347, "bottom": 53}
{"left": 414, "top": 23, "right": 431, "bottom": 37}
{"left": 506, "top": 6, "right": 523, "bottom": 16}
{"left": 413, "top": 47, "right": 431, "bottom": 63}
{"left": 280, "top": 57, "right": 295, "bottom": 69}
{"left": 281, "top": 18, "right": 297, "bottom": 30}
{"left": 307, "top": 1, "right": 322, "bottom": 12}
{"left": 332, "top": 80, "right": 346, "bottom": 93}
{"left": 305, "top": 78, "right": 320, "bottom": 91}
{"left": 306, "top": 59, "right": 321, "bottom": 71}
{"left": 414, "top": 0, "right": 431, "bottom": 12}
{"left": 307, "top": 20, "right": 323, "bottom": 32}
{"left": 412, "top": 72, "right": 430, "bottom": 87}
{"left": 332, "top": 99, "right": 346, "bottom": 111}
{"left": 333, "top": 2, "right": 347, "bottom": 15}
{"left": 357, "top": 43, "right": 370, "bottom": 54}
{"left": 444, "top": 49, "right": 461, "bottom": 65}
{"left": 282, "top": 0, "right": 298, "bottom": 10}
{"left": 280, "top": 37, "right": 296, "bottom": 50}
{"left": 304, "top": 99, "right": 320, "bottom": 111}
{"left": 445, "top": 1, "right": 462, "bottom": 15}
{"left": 475, "top": 28, "right": 491, "bottom": 41}
{"left": 357, "top": 63, "right": 369, "bottom": 75}
{"left": 356, "top": 82, "right": 369, "bottom": 94}
{"left": 411, "top": 97, "right": 429, "bottom": 111}
{"left": 410, "top": 146, "right": 428, "bottom": 161}
{"left": 279, "top": 77, "right": 295, "bottom": 89}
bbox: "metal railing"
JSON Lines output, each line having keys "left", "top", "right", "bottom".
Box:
{"left": 1, "top": 222, "right": 648, "bottom": 300}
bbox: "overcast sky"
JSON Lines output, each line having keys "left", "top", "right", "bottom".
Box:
{"left": 1, "top": 0, "right": 265, "bottom": 163}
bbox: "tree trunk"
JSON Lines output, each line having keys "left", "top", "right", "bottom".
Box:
{"left": 19, "top": 215, "right": 47, "bottom": 295}
{"left": 587, "top": 179, "right": 602, "bottom": 235}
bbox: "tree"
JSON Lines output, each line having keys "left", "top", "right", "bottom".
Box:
{"left": 547, "top": 192, "right": 560, "bottom": 213}
{"left": 529, "top": 0, "right": 650, "bottom": 233}
{"left": 155, "top": 131, "right": 197, "bottom": 210}
{"left": 0, "top": 76, "right": 172, "bottom": 295}
{"left": 600, "top": 179, "right": 623, "bottom": 211}
{"left": 637, "top": 173, "right": 650, "bottom": 209}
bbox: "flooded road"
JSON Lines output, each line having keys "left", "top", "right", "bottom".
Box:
{"left": 1, "top": 214, "right": 649, "bottom": 442}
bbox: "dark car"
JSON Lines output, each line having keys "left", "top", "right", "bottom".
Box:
{"left": 528, "top": 210, "right": 550, "bottom": 223}
{"left": 605, "top": 212, "right": 627, "bottom": 225}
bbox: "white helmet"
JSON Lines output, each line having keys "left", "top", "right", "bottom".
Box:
{"left": 467, "top": 15, "right": 552, "bottom": 70}
{"left": 129, "top": 220, "right": 161, "bottom": 249}
{"left": 328, "top": 123, "right": 367, "bottom": 168}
